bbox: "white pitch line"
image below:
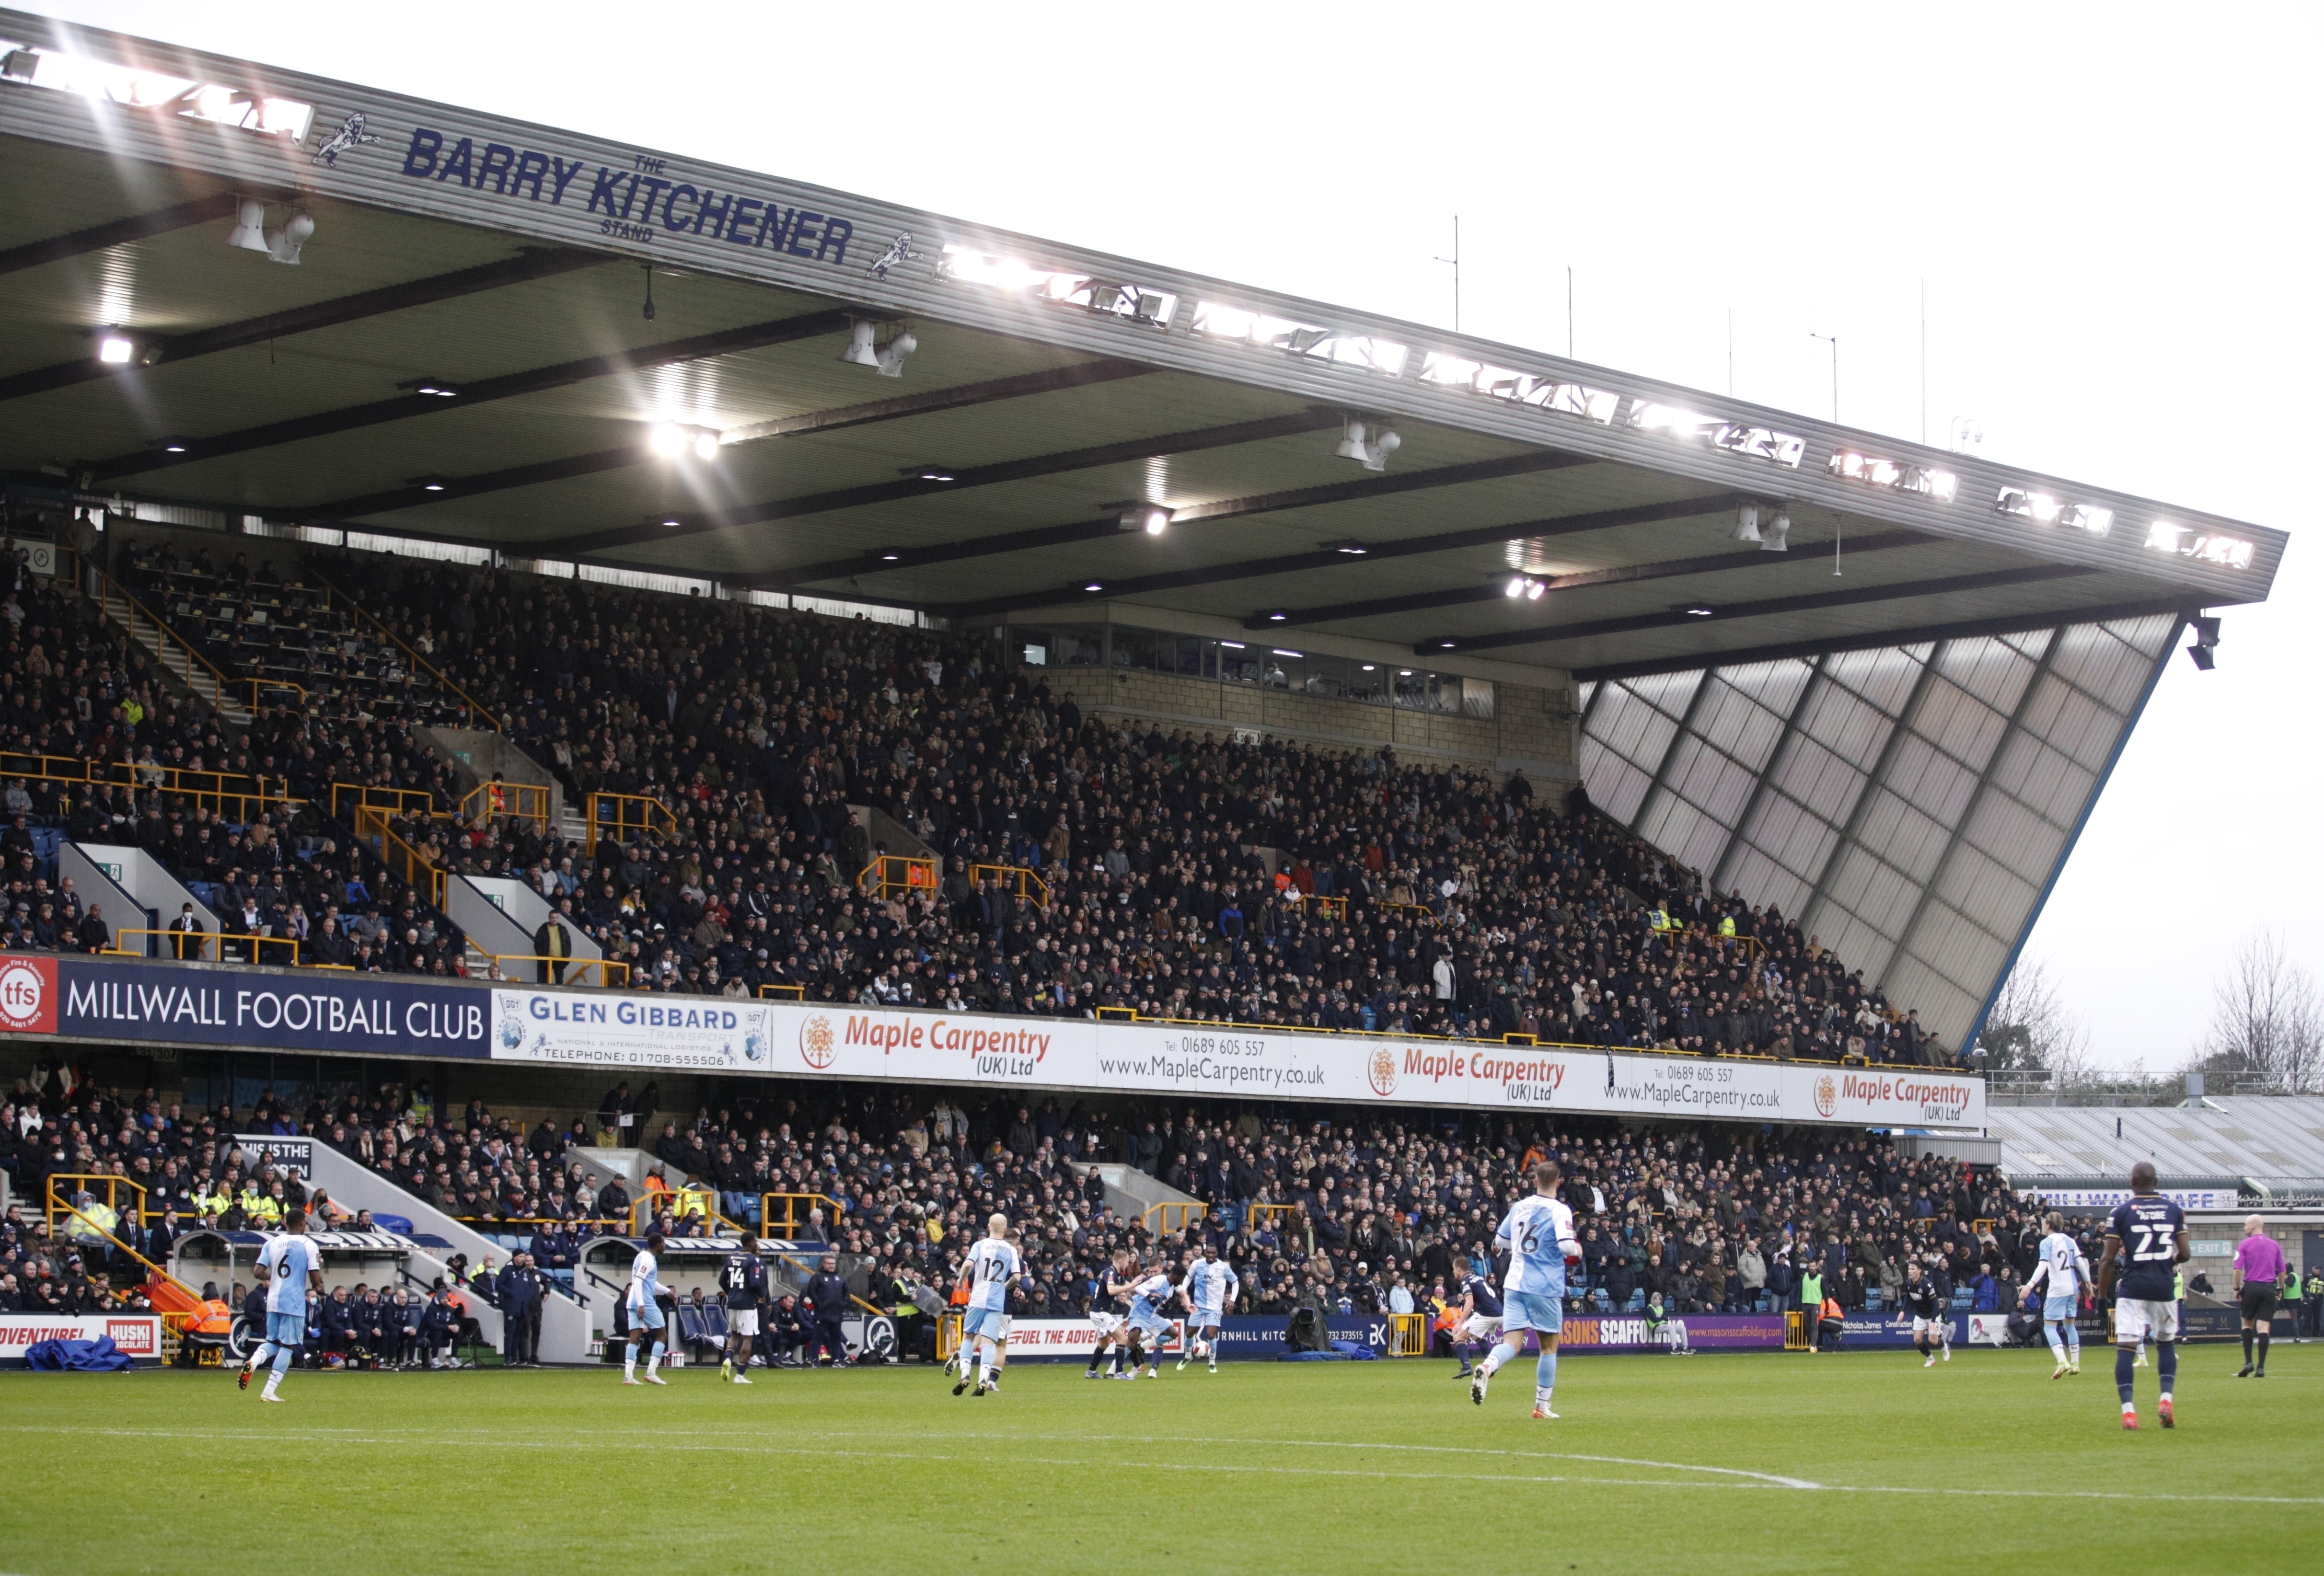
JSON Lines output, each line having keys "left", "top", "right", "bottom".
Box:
{"left": 8, "top": 1424, "right": 2323, "bottom": 1506}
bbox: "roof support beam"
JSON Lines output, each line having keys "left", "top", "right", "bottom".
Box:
{"left": 1569, "top": 595, "right": 2192, "bottom": 683}
{"left": 289, "top": 358, "right": 1155, "bottom": 521}
{"left": 0, "top": 245, "right": 603, "bottom": 406}
{"left": 1256, "top": 529, "right": 1926, "bottom": 630}
{"left": 836, "top": 458, "right": 1617, "bottom": 609}
{"left": 545, "top": 409, "right": 1349, "bottom": 558}
{"left": 0, "top": 192, "right": 241, "bottom": 276}
{"left": 1708, "top": 652, "right": 1829, "bottom": 895}
{"left": 86, "top": 308, "right": 861, "bottom": 483}
{"left": 1419, "top": 563, "right": 2100, "bottom": 655}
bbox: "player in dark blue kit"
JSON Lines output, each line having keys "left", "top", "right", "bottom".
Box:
{"left": 1449, "top": 1254, "right": 1503, "bottom": 1380}
{"left": 2095, "top": 1162, "right": 2189, "bottom": 1431}
{"left": 718, "top": 1251, "right": 769, "bottom": 1385}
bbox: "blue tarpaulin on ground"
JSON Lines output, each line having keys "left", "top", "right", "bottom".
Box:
{"left": 23, "top": 1336, "right": 133, "bottom": 1371}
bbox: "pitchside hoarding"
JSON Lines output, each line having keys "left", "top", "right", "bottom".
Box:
{"left": 0, "top": 955, "right": 1984, "bottom": 1129}
{"left": 0, "top": 956, "right": 489, "bottom": 1057}
{"left": 984, "top": 1312, "right": 1784, "bottom": 1362}
{"left": 487, "top": 988, "right": 1988, "bottom": 1129}
{"left": 0, "top": 1313, "right": 162, "bottom": 1365}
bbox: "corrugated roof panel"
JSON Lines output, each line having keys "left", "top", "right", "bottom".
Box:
{"left": 1933, "top": 842, "right": 2038, "bottom": 936}
{"left": 1851, "top": 783, "right": 1950, "bottom": 883}
{"left": 1666, "top": 732, "right": 1757, "bottom": 825}
{"left": 2046, "top": 621, "right": 2151, "bottom": 714}
{"left": 1880, "top": 733, "right": 1979, "bottom": 833}
{"left": 1823, "top": 842, "right": 1918, "bottom": 940}
{"left": 1938, "top": 634, "right": 2040, "bottom": 715}
{"left": 1769, "top": 735, "right": 1867, "bottom": 828}
{"left": 1692, "top": 679, "right": 1785, "bottom": 774}
{"left": 1911, "top": 677, "right": 2010, "bottom": 774}
{"left": 1797, "top": 678, "right": 1893, "bottom": 762}
{"left": 1738, "top": 792, "right": 1840, "bottom": 885}
{"left": 1824, "top": 644, "right": 1930, "bottom": 717}
{"left": 1638, "top": 787, "right": 1727, "bottom": 875}
{"left": 1579, "top": 737, "right": 1651, "bottom": 824}
{"left": 1958, "top": 789, "right": 2065, "bottom": 876}
{"left": 1619, "top": 669, "right": 1706, "bottom": 722}
{"left": 1985, "top": 728, "right": 2097, "bottom": 823}
{"left": 1723, "top": 843, "right": 1810, "bottom": 919}
{"left": 1590, "top": 686, "right": 1680, "bottom": 773}
{"left": 2020, "top": 676, "right": 2117, "bottom": 765}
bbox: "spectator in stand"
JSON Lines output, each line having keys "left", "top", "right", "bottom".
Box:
{"left": 804, "top": 1254, "right": 850, "bottom": 1367}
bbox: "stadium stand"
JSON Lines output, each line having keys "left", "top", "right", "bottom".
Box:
{"left": 0, "top": 1068, "right": 2035, "bottom": 1328}
{"left": 227, "top": 548, "right": 1942, "bottom": 1065}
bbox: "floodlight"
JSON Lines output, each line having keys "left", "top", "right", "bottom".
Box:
{"left": 1265, "top": 610, "right": 1289, "bottom": 622}
{"left": 1084, "top": 581, "right": 1105, "bottom": 593}
{"left": 2187, "top": 613, "right": 2221, "bottom": 670}
{"left": 1333, "top": 416, "right": 1400, "bottom": 472}
{"left": 1681, "top": 603, "right": 1715, "bottom": 618}
{"left": 649, "top": 425, "right": 690, "bottom": 458}
{"left": 2186, "top": 644, "right": 2215, "bottom": 671}
{"left": 414, "top": 476, "right": 448, "bottom": 493}
{"left": 158, "top": 437, "right": 189, "bottom": 454}
{"left": 96, "top": 330, "right": 136, "bottom": 365}
{"left": 1323, "top": 540, "right": 1369, "bottom": 555}
{"left": 1760, "top": 511, "right": 1791, "bottom": 552}
{"left": 1527, "top": 580, "right": 1545, "bottom": 600}
{"left": 1271, "top": 649, "right": 1304, "bottom": 658}
{"left": 225, "top": 198, "right": 268, "bottom": 253}
{"left": 661, "top": 516, "right": 682, "bottom": 529}
{"left": 693, "top": 431, "right": 719, "bottom": 462}
{"left": 916, "top": 466, "right": 957, "bottom": 483}
{"left": 1733, "top": 504, "right": 1762, "bottom": 544}
{"left": 844, "top": 318, "right": 915, "bottom": 377}
{"left": 876, "top": 548, "right": 903, "bottom": 563}
{"left": 412, "top": 378, "right": 460, "bottom": 398}
{"left": 267, "top": 210, "right": 313, "bottom": 265}
{"left": 1118, "top": 506, "right": 1172, "bottom": 535}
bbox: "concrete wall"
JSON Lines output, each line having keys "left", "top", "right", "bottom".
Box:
{"left": 447, "top": 874, "right": 603, "bottom": 980}
{"left": 1047, "top": 664, "right": 1579, "bottom": 781}
{"left": 56, "top": 842, "right": 177, "bottom": 952}
{"left": 416, "top": 726, "right": 563, "bottom": 824}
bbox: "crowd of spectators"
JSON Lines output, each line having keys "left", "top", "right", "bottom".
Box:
{"left": 6, "top": 1060, "right": 2064, "bottom": 1332}
{"left": 326, "top": 552, "right": 1950, "bottom": 1066}
{"left": 0, "top": 534, "right": 477, "bottom": 970}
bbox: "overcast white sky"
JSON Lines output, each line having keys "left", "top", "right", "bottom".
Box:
{"left": 18, "top": 1, "right": 2321, "bottom": 1070}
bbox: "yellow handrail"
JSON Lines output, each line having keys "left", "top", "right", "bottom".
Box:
{"left": 587, "top": 791, "right": 679, "bottom": 853}
{"left": 85, "top": 560, "right": 249, "bottom": 711}
{"left": 105, "top": 926, "right": 308, "bottom": 966}
{"left": 462, "top": 780, "right": 554, "bottom": 828}
{"left": 309, "top": 564, "right": 504, "bottom": 730}
{"left": 1143, "top": 1200, "right": 1207, "bottom": 1235}
{"left": 0, "top": 748, "right": 297, "bottom": 822}
{"left": 478, "top": 953, "right": 629, "bottom": 988}
{"left": 758, "top": 983, "right": 805, "bottom": 1000}
{"left": 630, "top": 1189, "right": 733, "bottom": 1236}
{"left": 46, "top": 1171, "right": 151, "bottom": 1226}
{"left": 760, "top": 1192, "right": 845, "bottom": 1238}
{"left": 353, "top": 804, "right": 445, "bottom": 908}
{"left": 331, "top": 781, "right": 438, "bottom": 821}
{"left": 859, "top": 852, "right": 937, "bottom": 900}
{"left": 969, "top": 862, "right": 1051, "bottom": 908}
{"left": 1377, "top": 900, "right": 1440, "bottom": 928}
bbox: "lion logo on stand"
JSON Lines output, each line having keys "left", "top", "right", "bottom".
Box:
{"left": 799, "top": 1014, "right": 835, "bottom": 1070}
{"left": 1366, "top": 1044, "right": 1399, "bottom": 1097}
{"left": 1813, "top": 1073, "right": 1838, "bottom": 1119}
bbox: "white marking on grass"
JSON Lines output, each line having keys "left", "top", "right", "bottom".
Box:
{"left": 12, "top": 1425, "right": 2324, "bottom": 1505}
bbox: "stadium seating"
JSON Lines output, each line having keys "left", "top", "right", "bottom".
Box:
{"left": 0, "top": 1073, "right": 2033, "bottom": 1328}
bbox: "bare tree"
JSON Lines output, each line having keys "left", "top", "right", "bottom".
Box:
{"left": 1977, "top": 955, "right": 2093, "bottom": 1081}
{"left": 2192, "top": 932, "right": 2324, "bottom": 1093}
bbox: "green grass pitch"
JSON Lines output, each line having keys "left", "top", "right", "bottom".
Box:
{"left": 2, "top": 1345, "right": 2318, "bottom": 1574}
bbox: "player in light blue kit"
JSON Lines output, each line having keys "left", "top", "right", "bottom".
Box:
{"left": 953, "top": 1212, "right": 1022, "bottom": 1397}
{"left": 2021, "top": 1211, "right": 2091, "bottom": 1379}
{"left": 1177, "top": 1242, "right": 1239, "bottom": 1372}
{"left": 1470, "top": 1161, "right": 1579, "bottom": 1419}
{"left": 1123, "top": 1258, "right": 1177, "bottom": 1379}
{"left": 622, "top": 1231, "right": 669, "bottom": 1386}
{"left": 238, "top": 1208, "right": 323, "bottom": 1402}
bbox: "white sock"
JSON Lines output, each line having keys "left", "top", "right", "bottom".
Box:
{"left": 1535, "top": 1385, "right": 1553, "bottom": 1407}
{"left": 646, "top": 1347, "right": 660, "bottom": 1376}
{"left": 261, "top": 1372, "right": 280, "bottom": 1397}
{"left": 623, "top": 1348, "right": 636, "bottom": 1376}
